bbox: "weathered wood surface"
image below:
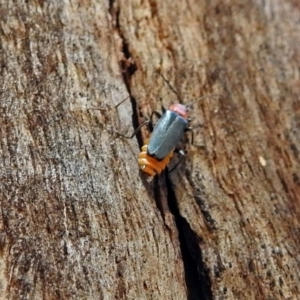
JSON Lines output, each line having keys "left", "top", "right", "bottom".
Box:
{"left": 0, "top": 0, "right": 299, "bottom": 299}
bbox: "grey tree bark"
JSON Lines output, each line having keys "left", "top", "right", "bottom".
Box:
{"left": 0, "top": 0, "right": 299, "bottom": 299}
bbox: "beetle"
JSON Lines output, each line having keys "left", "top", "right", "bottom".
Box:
{"left": 117, "top": 75, "right": 221, "bottom": 177}
{"left": 137, "top": 103, "right": 190, "bottom": 176}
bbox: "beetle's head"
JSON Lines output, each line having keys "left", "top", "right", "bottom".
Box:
{"left": 169, "top": 103, "right": 188, "bottom": 119}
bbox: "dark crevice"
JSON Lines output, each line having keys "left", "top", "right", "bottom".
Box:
{"left": 185, "top": 169, "right": 217, "bottom": 231}
{"left": 152, "top": 176, "right": 164, "bottom": 217}
{"left": 108, "top": 0, "right": 139, "bottom": 144}
{"left": 165, "top": 175, "right": 213, "bottom": 300}
{"left": 130, "top": 96, "right": 144, "bottom": 149}
{"left": 108, "top": 0, "right": 137, "bottom": 90}
{"left": 108, "top": 0, "right": 115, "bottom": 17}
{"left": 194, "top": 195, "right": 217, "bottom": 231}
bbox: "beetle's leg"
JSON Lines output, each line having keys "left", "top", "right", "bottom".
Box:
{"left": 150, "top": 110, "right": 162, "bottom": 121}
{"left": 161, "top": 105, "right": 166, "bottom": 114}
{"left": 89, "top": 96, "right": 130, "bottom": 112}
{"left": 168, "top": 149, "right": 186, "bottom": 173}
{"left": 115, "top": 96, "right": 130, "bottom": 108}
{"left": 116, "top": 120, "right": 151, "bottom": 139}
{"left": 159, "top": 73, "right": 181, "bottom": 101}
{"left": 184, "top": 126, "right": 194, "bottom": 145}
{"left": 148, "top": 110, "right": 162, "bottom": 131}
{"left": 117, "top": 109, "right": 163, "bottom": 139}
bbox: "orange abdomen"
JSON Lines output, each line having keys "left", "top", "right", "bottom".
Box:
{"left": 138, "top": 141, "right": 174, "bottom": 176}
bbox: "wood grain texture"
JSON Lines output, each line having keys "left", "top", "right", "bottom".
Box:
{"left": 0, "top": 0, "right": 299, "bottom": 299}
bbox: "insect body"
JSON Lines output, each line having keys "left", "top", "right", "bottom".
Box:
{"left": 115, "top": 73, "right": 220, "bottom": 177}
{"left": 138, "top": 104, "right": 189, "bottom": 176}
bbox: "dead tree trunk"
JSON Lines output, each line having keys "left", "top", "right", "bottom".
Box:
{"left": 0, "top": 0, "right": 299, "bottom": 299}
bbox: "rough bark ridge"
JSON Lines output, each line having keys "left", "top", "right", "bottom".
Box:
{"left": 0, "top": 0, "right": 299, "bottom": 299}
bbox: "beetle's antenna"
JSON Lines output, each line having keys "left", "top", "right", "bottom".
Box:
{"left": 159, "top": 73, "right": 181, "bottom": 101}
{"left": 186, "top": 94, "right": 222, "bottom": 108}
{"left": 159, "top": 72, "right": 223, "bottom": 107}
